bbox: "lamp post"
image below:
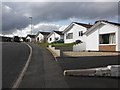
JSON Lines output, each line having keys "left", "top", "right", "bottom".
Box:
{"left": 29, "top": 17, "right": 32, "bottom": 35}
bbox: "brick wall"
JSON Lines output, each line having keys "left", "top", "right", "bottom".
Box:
{"left": 99, "top": 45, "right": 116, "bottom": 51}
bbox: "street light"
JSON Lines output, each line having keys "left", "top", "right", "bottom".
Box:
{"left": 29, "top": 17, "right": 32, "bottom": 35}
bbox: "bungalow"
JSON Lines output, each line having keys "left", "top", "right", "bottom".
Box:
{"left": 63, "top": 22, "right": 93, "bottom": 43}
{"left": 20, "top": 37, "right": 26, "bottom": 42}
{"left": 35, "top": 31, "right": 50, "bottom": 43}
{"left": 85, "top": 20, "right": 120, "bottom": 51}
{"left": 47, "top": 30, "right": 64, "bottom": 43}
{"left": 26, "top": 34, "right": 36, "bottom": 42}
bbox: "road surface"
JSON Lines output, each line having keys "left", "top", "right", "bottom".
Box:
{"left": 2, "top": 42, "right": 30, "bottom": 88}
{"left": 19, "top": 43, "right": 68, "bottom": 88}
{"left": 57, "top": 56, "right": 119, "bottom": 88}
{"left": 19, "top": 43, "right": 119, "bottom": 88}
{"left": 3, "top": 42, "right": 119, "bottom": 88}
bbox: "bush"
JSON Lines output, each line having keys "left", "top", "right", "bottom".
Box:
{"left": 75, "top": 40, "right": 83, "bottom": 44}
{"left": 51, "top": 39, "right": 64, "bottom": 44}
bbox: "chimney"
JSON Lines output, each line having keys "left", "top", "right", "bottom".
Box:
{"left": 95, "top": 19, "right": 108, "bottom": 24}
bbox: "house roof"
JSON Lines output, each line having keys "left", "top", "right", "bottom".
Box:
{"left": 36, "top": 31, "right": 50, "bottom": 36}
{"left": 47, "top": 30, "right": 63, "bottom": 38}
{"left": 54, "top": 31, "right": 63, "bottom": 35}
{"left": 63, "top": 22, "right": 93, "bottom": 33}
{"left": 26, "top": 34, "right": 36, "bottom": 38}
{"left": 106, "top": 21, "right": 120, "bottom": 26}
{"left": 73, "top": 22, "right": 93, "bottom": 28}
{"left": 85, "top": 20, "right": 120, "bottom": 35}
{"left": 95, "top": 20, "right": 120, "bottom": 26}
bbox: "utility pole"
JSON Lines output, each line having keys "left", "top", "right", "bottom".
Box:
{"left": 29, "top": 17, "right": 32, "bottom": 35}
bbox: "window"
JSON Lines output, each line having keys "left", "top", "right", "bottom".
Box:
{"left": 50, "top": 38, "right": 52, "bottom": 41}
{"left": 79, "top": 31, "right": 83, "bottom": 36}
{"left": 99, "top": 33, "right": 115, "bottom": 44}
{"left": 66, "top": 33, "right": 73, "bottom": 39}
{"left": 37, "top": 37, "right": 39, "bottom": 41}
{"left": 55, "top": 37, "right": 59, "bottom": 41}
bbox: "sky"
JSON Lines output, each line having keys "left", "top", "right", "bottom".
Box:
{"left": 1, "top": 0, "right": 120, "bottom": 37}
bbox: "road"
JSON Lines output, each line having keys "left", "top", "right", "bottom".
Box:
{"left": 19, "top": 44, "right": 68, "bottom": 88}
{"left": 19, "top": 43, "right": 68, "bottom": 88}
{"left": 2, "top": 42, "right": 30, "bottom": 88}
{"left": 57, "top": 56, "right": 119, "bottom": 88}
{"left": 2, "top": 42, "right": 119, "bottom": 88}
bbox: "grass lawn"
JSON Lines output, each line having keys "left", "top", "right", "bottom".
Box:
{"left": 39, "top": 42, "right": 76, "bottom": 47}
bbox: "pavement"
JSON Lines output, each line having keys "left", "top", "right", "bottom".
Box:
{"left": 2, "top": 42, "right": 30, "bottom": 88}
{"left": 63, "top": 51, "right": 119, "bottom": 57}
{"left": 19, "top": 43, "right": 68, "bottom": 88}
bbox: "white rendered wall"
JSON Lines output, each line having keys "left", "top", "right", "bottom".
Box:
{"left": 117, "top": 27, "right": 120, "bottom": 51}
{"left": 64, "top": 24, "right": 87, "bottom": 43}
{"left": 86, "top": 28, "right": 99, "bottom": 51}
{"left": 26, "top": 36, "right": 31, "bottom": 42}
{"left": 47, "top": 32, "right": 61, "bottom": 43}
{"left": 86, "top": 24, "right": 119, "bottom": 51}
{"left": 73, "top": 42, "right": 86, "bottom": 51}
{"left": 99, "top": 24, "right": 118, "bottom": 51}
{"left": 36, "top": 33, "right": 44, "bottom": 42}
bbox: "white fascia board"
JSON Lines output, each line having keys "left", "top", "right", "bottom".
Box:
{"left": 85, "top": 22, "right": 103, "bottom": 35}
{"left": 63, "top": 23, "right": 75, "bottom": 34}
{"left": 47, "top": 31, "right": 54, "bottom": 38}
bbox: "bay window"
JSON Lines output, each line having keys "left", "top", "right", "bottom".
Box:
{"left": 99, "top": 33, "right": 115, "bottom": 44}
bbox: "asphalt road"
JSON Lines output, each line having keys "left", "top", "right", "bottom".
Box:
{"left": 2, "top": 42, "right": 30, "bottom": 88}
{"left": 19, "top": 43, "right": 68, "bottom": 88}
{"left": 57, "top": 56, "right": 119, "bottom": 70}
{"left": 3, "top": 42, "right": 119, "bottom": 88}
{"left": 57, "top": 55, "right": 119, "bottom": 88}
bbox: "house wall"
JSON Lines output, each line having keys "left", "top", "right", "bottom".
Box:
{"left": 99, "top": 24, "right": 118, "bottom": 51}
{"left": 73, "top": 42, "right": 86, "bottom": 51}
{"left": 60, "top": 35, "right": 64, "bottom": 40}
{"left": 36, "top": 33, "right": 44, "bottom": 42}
{"left": 86, "top": 24, "right": 119, "bottom": 51}
{"left": 47, "top": 32, "right": 61, "bottom": 43}
{"left": 117, "top": 27, "right": 120, "bottom": 51}
{"left": 31, "top": 38, "right": 36, "bottom": 42}
{"left": 64, "top": 24, "right": 87, "bottom": 43}
{"left": 99, "top": 45, "right": 116, "bottom": 51}
{"left": 86, "top": 27, "right": 99, "bottom": 51}
{"left": 26, "top": 36, "right": 31, "bottom": 42}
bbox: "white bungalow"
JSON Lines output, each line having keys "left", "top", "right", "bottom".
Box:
{"left": 35, "top": 31, "right": 50, "bottom": 43}
{"left": 63, "top": 22, "right": 93, "bottom": 44}
{"left": 85, "top": 20, "right": 120, "bottom": 51}
{"left": 26, "top": 34, "right": 36, "bottom": 42}
{"left": 47, "top": 30, "right": 64, "bottom": 43}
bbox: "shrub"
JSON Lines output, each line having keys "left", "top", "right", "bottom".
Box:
{"left": 75, "top": 40, "right": 83, "bottom": 44}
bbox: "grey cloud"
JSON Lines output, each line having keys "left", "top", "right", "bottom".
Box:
{"left": 2, "top": 2, "right": 118, "bottom": 34}
{"left": 33, "top": 23, "right": 60, "bottom": 34}
{"left": 2, "top": 4, "right": 29, "bottom": 34}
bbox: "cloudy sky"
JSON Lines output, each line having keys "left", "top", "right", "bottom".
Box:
{"left": 1, "top": 0, "right": 119, "bottom": 37}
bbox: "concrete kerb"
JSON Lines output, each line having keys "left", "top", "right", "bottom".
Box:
{"left": 64, "top": 68, "right": 96, "bottom": 76}
{"left": 47, "top": 48, "right": 58, "bottom": 62}
{"left": 64, "top": 65, "right": 120, "bottom": 77}
{"left": 47, "top": 45, "right": 60, "bottom": 61}
{"left": 12, "top": 43, "right": 32, "bottom": 88}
